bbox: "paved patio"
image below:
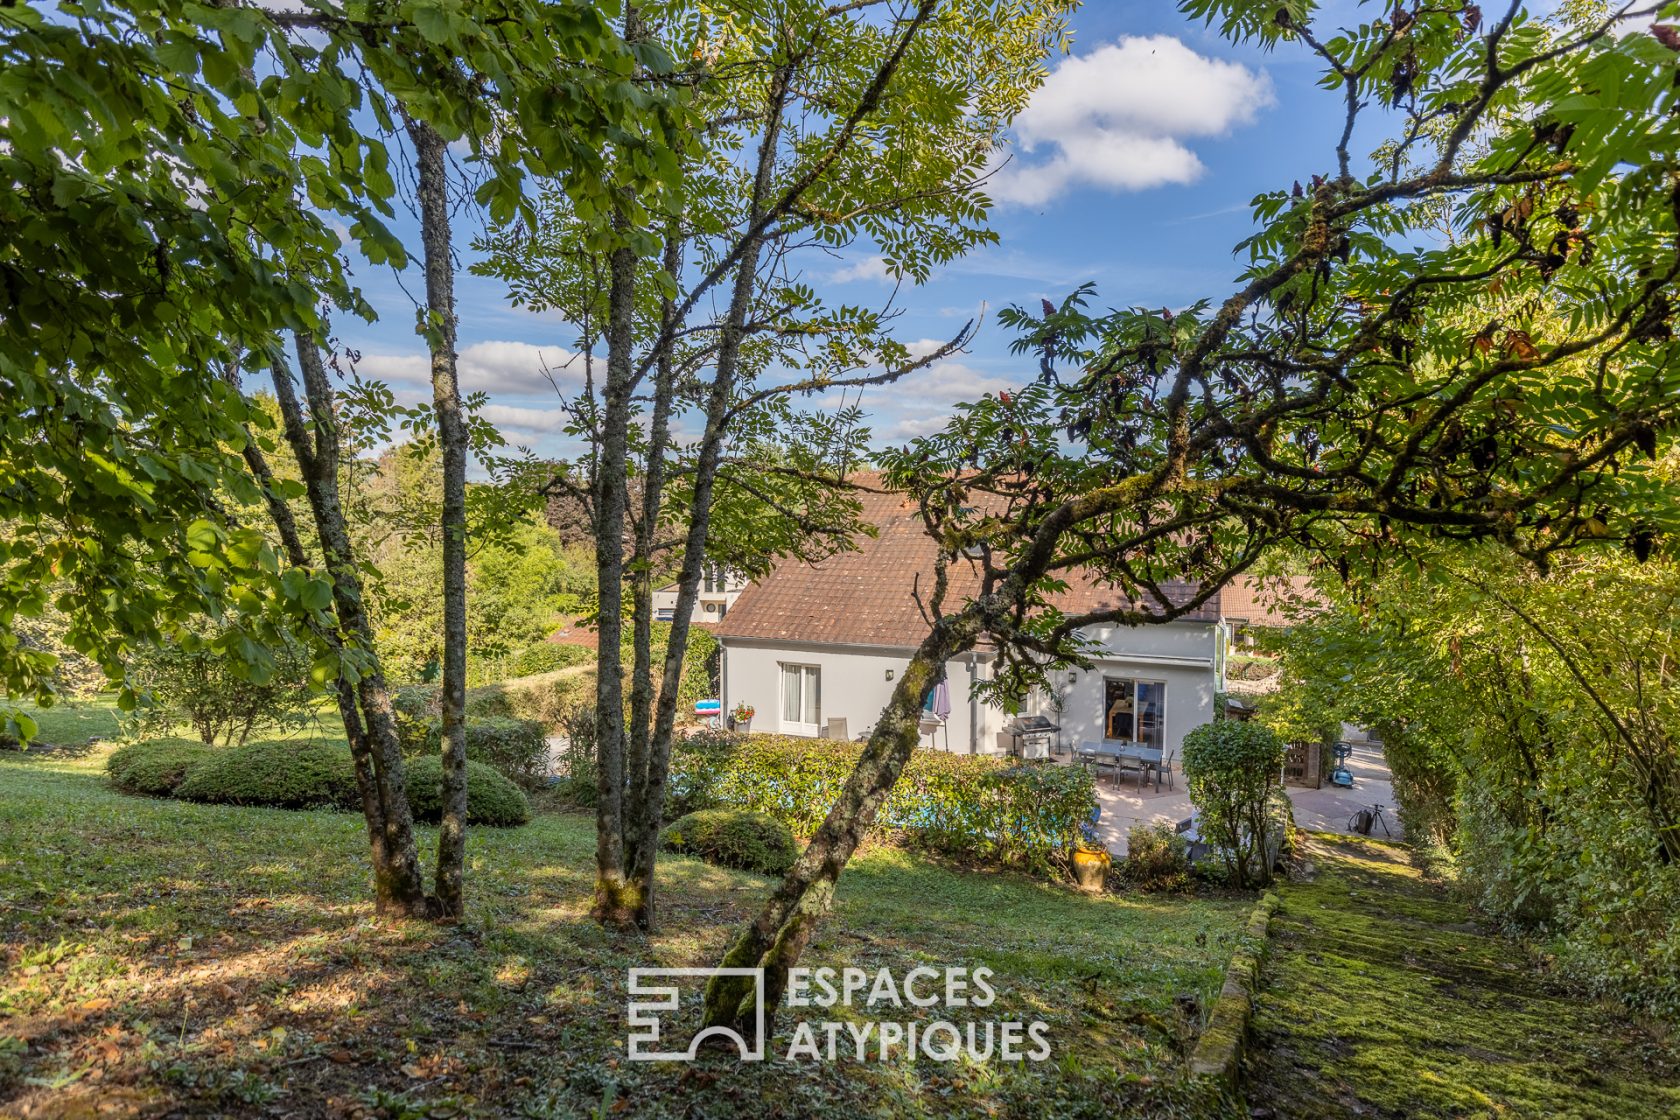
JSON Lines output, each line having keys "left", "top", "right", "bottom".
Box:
{"left": 1079, "top": 739, "right": 1403, "bottom": 856}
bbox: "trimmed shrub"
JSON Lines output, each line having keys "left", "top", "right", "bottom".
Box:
{"left": 1182, "top": 720, "right": 1288, "bottom": 889}
{"left": 1123, "top": 822, "right": 1191, "bottom": 891}
{"left": 666, "top": 733, "right": 1095, "bottom": 878}
{"left": 404, "top": 756, "right": 530, "bottom": 827}
{"left": 107, "top": 738, "right": 216, "bottom": 797}
{"left": 661, "top": 809, "right": 798, "bottom": 876}
{"left": 393, "top": 714, "right": 549, "bottom": 790}
{"left": 509, "top": 643, "right": 594, "bottom": 677}
{"left": 174, "top": 741, "right": 359, "bottom": 810}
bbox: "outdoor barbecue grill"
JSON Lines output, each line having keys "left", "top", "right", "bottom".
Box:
{"left": 1006, "top": 715, "right": 1060, "bottom": 759}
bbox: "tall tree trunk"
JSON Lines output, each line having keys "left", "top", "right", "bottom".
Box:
{"left": 407, "top": 117, "right": 471, "bottom": 919}
{"left": 591, "top": 216, "right": 639, "bottom": 926}
{"left": 229, "top": 370, "right": 390, "bottom": 880}
{"left": 272, "top": 339, "right": 434, "bottom": 919}
{"left": 701, "top": 616, "right": 977, "bottom": 1037}
{"left": 624, "top": 224, "right": 683, "bottom": 892}
{"left": 627, "top": 76, "right": 788, "bottom": 931}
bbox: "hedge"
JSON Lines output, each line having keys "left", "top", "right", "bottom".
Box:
{"left": 390, "top": 712, "right": 549, "bottom": 790}
{"left": 106, "top": 738, "right": 216, "bottom": 796}
{"left": 509, "top": 643, "right": 594, "bottom": 677}
{"left": 661, "top": 808, "right": 797, "bottom": 875}
{"left": 404, "top": 756, "right": 531, "bottom": 827}
{"left": 174, "top": 740, "right": 360, "bottom": 810}
{"left": 463, "top": 665, "right": 596, "bottom": 727}
{"left": 117, "top": 738, "right": 531, "bottom": 826}
{"left": 667, "top": 734, "right": 1095, "bottom": 878}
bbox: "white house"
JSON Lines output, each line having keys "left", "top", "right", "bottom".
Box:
{"left": 653, "top": 564, "right": 748, "bottom": 625}
{"left": 716, "top": 485, "right": 1235, "bottom": 761}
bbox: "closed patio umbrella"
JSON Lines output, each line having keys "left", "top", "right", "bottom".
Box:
{"left": 932, "top": 679, "right": 951, "bottom": 721}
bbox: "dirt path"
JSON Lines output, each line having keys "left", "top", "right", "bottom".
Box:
{"left": 1243, "top": 836, "right": 1680, "bottom": 1120}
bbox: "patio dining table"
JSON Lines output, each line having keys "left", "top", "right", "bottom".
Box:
{"left": 1075, "top": 741, "right": 1167, "bottom": 791}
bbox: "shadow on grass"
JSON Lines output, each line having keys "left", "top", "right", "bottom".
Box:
{"left": 1, "top": 751, "right": 1251, "bottom": 1120}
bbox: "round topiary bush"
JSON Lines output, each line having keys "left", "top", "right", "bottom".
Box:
{"left": 107, "top": 738, "right": 217, "bottom": 797}
{"left": 173, "top": 741, "right": 360, "bottom": 810}
{"left": 660, "top": 809, "right": 798, "bottom": 876}
{"left": 404, "top": 756, "right": 530, "bottom": 827}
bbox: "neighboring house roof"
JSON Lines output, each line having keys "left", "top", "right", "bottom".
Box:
{"left": 1217, "top": 575, "right": 1320, "bottom": 628}
{"left": 715, "top": 480, "right": 1221, "bottom": 650}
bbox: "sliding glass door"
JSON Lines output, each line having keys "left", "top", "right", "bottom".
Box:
{"left": 1103, "top": 677, "right": 1166, "bottom": 748}
{"left": 780, "top": 663, "right": 821, "bottom": 736}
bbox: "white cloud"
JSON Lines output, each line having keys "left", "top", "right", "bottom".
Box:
{"left": 861, "top": 359, "right": 1014, "bottom": 444}
{"left": 829, "top": 255, "right": 892, "bottom": 283}
{"left": 354, "top": 340, "right": 581, "bottom": 396}
{"left": 479, "top": 403, "right": 571, "bottom": 434}
{"left": 989, "top": 36, "right": 1272, "bottom": 205}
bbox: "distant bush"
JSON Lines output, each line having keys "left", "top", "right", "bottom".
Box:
{"left": 174, "top": 740, "right": 359, "bottom": 810}
{"left": 126, "top": 627, "right": 312, "bottom": 746}
{"left": 404, "top": 756, "right": 530, "bottom": 827}
{"left": 666, "top": 734, "right": 1095, "bottom": 879}
{"left": 1123, "top": 822, "right": 1191, "bottom": 891}
{"left": 392, "top": 713, "right": 549, "bottom": 790}
{"left": 1182, "top": 720, "right": 1288, "bottom": 889}
{"left": 509, "top": 643, "right": 594, "bottom": 677}
{"left": 106, "top": 738, "right": 216, "bottom": 796}
{"left": 553, "top": 703, "right": 598, "bottom": 806}
{"left": 661, "top": 809, "right": 797, "bottom": 876}
{"left": 464, "top": 666, "right": 596, "bottom": 727}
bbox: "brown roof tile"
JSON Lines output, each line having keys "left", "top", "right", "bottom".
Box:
{"left": 1217, "top": 575, "right": 1320, "bottom": 627}
{"left": 716, "top": 482, "right": 1220, "bottom": 649}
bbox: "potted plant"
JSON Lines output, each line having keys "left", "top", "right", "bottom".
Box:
{"left": 730, "top": 702, "right": 755, "bottom": 734}
{"left": 1071, "top": 811, "right": 1110, "bottom": 893}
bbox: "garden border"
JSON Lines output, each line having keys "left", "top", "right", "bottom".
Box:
{"left": 1187, "top": 890, "right": 1280, "bottom": 1092}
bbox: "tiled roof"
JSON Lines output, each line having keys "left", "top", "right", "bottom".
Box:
{"left": 716, "top": 481, "right": 1221, "bottom": 650}
{"left": 1217, "top": 575, "right": 1320, "bottom": 628}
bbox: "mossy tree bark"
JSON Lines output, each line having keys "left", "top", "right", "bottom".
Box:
{"left": 408, "top": 117, "right": 471, "bottom": 919}
{"left": 271, "top": 338, "right": 434, "bottom": 919}
{"left": 590, "top": 213, "right": 640, "bottom": 927}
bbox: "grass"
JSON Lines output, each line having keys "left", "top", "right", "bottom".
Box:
{"left": 0, "top": 745, "right": 1254, "bottom": 1119}
{"left": 2, "top": 695, "right": 124, "bottom": 749}
{"left": 1245, "top": 835, "right": 1680, "bottom": 1120}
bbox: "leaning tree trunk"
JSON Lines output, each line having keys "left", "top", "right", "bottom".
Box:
{"left": 272, "top": 339, "right": 434, "bottom": 919}
{"left": 407, "top": 117, "right": 471, "bottom": 919}
{"left": 700, "top": 615, "right": 977, "bottom": 1037}
{"left": 228, "top": 396, "right": 389, "bottom": 876}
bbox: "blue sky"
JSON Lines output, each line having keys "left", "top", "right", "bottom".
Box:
{"left": 337, "top": 1, "right": 1384, "bottom": 457}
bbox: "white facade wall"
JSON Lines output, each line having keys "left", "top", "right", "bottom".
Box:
{"left": 652, "top": 578, "right": 747, "bottom": 625}
{"left": 719, "top": 640, "right": 1011, "bottom": 753}
{"left": 720, "top": 620, "right": 1219, "bottom": 758}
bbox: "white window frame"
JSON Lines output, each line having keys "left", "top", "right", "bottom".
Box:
{"left": 780, "top": 663, "right": 822, "bottom": 736}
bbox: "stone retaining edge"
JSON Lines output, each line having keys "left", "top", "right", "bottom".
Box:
{"left": 1187, "top": 890, "right": 1280, "bottom": 1092}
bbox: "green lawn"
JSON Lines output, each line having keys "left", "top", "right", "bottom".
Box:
{"left": 2, "top": 695, "right": 124, "bottom": 749}
{"left": 1245, "top": 836, "right": 1680, "bottom": 1120}
{"left": 0, "top": 746, "right": 1254, "bottom": 1119}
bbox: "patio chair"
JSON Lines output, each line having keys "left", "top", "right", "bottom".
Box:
{"left": 1155, "top": 746, "right": 1177, "bottom": 791}
{"left": 825, "top": 717, "right": 848, "bottom": 742}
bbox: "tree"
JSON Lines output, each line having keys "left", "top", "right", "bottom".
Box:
{"left": 1181, "top": 720, "right": 1288, "bottom": 888}
{"left": 701, "top": 0, "right": 1680, "bottom": 1037}
{"left": 477, "top": 0, "right": 1078, "bottom": 931}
